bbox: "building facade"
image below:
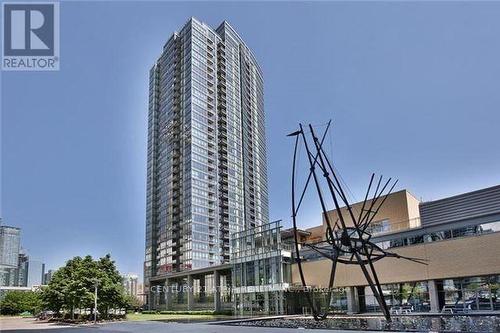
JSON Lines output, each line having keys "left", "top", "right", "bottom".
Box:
{"left": 290, "top": 186, "right": 500, "bottom": 314}
{"left": 0, "top": 223, "right": 47, "bottom": 289}
{"left": 145, "top": 183, "right": 500, "bottom": 314}
{"left": 15, "top": 252, "right": 29, "bottom": 287}
{"left": 26, "top": 260, "right": 45, "bottom": 287}
{"left": 141, "top": 17, "right": 500, "bottom": 316}
{"left": 0, "top": 225, "right": 21, "bottom": 287}
{"left": 145, "top": 18, "right": 268, "bottom": 302}
{"left": 123, "top": 273, "right": 139, "bottom": 297}
{"left": 231, "top": 220, "right": 293, "bottom": 315}
{"left": 43, "top": 269, "right": 54, "bottom": 285}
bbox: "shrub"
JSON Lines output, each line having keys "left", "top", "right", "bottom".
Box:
{"left": 0, "top": 291, "right": 43, "bottom": 316}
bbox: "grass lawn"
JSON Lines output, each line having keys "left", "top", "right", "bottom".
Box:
{"left": 126, "top": 312, "right": 227, "bottom": 321}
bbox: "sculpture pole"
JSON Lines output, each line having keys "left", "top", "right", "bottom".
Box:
{"left": 289, "top": 121, "right": 426, "bottom": 322}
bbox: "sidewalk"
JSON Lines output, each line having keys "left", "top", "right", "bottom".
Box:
{"left": 0, "top": 317, "right": 85, "bottom": 330}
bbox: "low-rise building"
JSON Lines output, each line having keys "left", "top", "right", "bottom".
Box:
{"left": 147, "top": 184, "right": 500, "bottom": 315}
{"left": 290, "top": 186, "right": 500, "bottom": 314}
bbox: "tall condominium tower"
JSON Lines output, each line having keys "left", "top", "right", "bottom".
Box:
{"left": 144, "top": 18, "right": 268, "bottom": 286}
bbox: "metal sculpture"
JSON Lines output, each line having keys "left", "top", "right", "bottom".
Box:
{"left": 289, "top": 121, "right": 426, "bottom": 322}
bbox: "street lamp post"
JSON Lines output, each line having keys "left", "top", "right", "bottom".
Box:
{"left": 92, "top": 279, "right": 99, "bottom": 324}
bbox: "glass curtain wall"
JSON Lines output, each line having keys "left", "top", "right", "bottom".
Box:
{"left": 441, "top": 275, "right": 500, "bottom": 311}
{"left": 364, "top": 281, "right": 430, "bottom": 313}
{"left": 231, "top": 221, "right": 290, "bottom": 315}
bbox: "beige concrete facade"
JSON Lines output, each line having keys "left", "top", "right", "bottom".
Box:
{"left": 321, "top": 190, "right": 421, "bottom": 234}
{"left": 289, "top": 187, "right": 500, "bottom": 313}
{"left": 293, "top": 187, "right": 500, "bottom": 291}
{"left": 292, "top": 231, "right": 500, "bottom": 287}
{"left": 305, "top": 225, "right": 324, "bottom": 243}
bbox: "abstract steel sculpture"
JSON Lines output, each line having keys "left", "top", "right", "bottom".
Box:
{"left": 289, "top": 121, "right": 426, "bottom": 322}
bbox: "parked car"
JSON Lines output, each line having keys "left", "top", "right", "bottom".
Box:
{"left": 38, "top": 310, "right": 55, "bottom": 320}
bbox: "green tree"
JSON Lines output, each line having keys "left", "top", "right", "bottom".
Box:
{"left": 42, "top": 254, "right": 127, "bottom": 320}
{"left": 123, "top": 294, "right": 142, "bottom": 311}
{"left": 0, "top": 290, "right": 43, "bottom": 315}
{"left": 95, "top": 255, "right": 127, "bottom": 315}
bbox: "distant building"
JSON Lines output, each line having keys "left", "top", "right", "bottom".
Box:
{"left": 43, "top": 269, "right": 54, "bottom": 285}
{"left": 137, "top": 283, "right": 146, "bottom": 305}
{"left": 15, "top": 252, "right": 29, "bottom": 287}
{"left": 0, "top": 224, "right": 21, "bottom": 287}
{"left": 123, "top": 273, "right": 139, "bottom": 297}
{"left": 0, "top": 268, "right": 16, "bottom": 287}
{"left": 0, "top": 225, "right": 20, "bottom": 267}
{"left": 0, "top": 223, "right": 48, "bottom": 288}
{"left": 26, "top": 260, "right": 45, "bottom": 287}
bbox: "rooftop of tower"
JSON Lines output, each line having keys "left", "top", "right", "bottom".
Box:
{"left": 161, "top": 17, "right": 263, "bottom": 78}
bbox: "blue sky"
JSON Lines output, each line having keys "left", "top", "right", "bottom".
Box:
{"left": 2, "top": 1, "right": 500, "bottom": 277}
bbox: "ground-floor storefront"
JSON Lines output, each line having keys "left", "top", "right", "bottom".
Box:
{"left": 233, "top": 290, "right": 285, "bottom": 316}
{"left": 285, "top": 275, "right": 500, "bottom": 315}
{"left": 290, "top": 213, "right": 500, "bottom": 315}
{"left": 147, "top": 265, "right": 233, "bottom": 312}
{"left": 147, "top": 232, "right": 500, "bottom": 315}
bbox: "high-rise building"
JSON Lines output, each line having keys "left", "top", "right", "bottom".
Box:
{"left": 15, "top": 252, "right": 29, "bottom": 287}
{"left": 123, "top": 273, "right": 139, "bottom": 297}
{"left": 26, "top": 260, "right": 45, "bottom": 287}
{"left": 0, "top": 224, "right": 21, "bottom": 268}
{"left": 144, "top": 18, "right": 268, "bottom": 288}
{"left": 136, "top": 283, "right": 146, "bottom": 305}
{"left": 0, "top": 224, "right": 21, "bottom": 286}
{"left": 43, "top": 269, "right": 55, "bottom": 285}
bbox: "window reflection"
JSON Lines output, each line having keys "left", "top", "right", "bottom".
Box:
{"left": 298, "top": 220, "right": 500, "bottom": 260}
{"left": 441, "top": 275, "right": 500, "bottom": 311}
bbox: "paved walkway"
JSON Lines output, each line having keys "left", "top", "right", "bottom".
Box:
{"left": 0, "top": 317, "right": 76, "bottom": 330}
{"left": 0, "top": 318, "right": 388, "bottom": 333}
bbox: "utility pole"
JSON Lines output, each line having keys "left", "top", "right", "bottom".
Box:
{"left": 93, "top": 279, "right": 99, "bottom": 324}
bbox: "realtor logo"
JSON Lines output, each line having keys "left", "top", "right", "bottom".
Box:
{"left": 2, "top": 2, "right": 59, "bottom": 71}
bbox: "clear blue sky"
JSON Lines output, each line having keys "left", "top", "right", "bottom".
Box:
{"left": 2, "top": 2, "right": 500, "bottom": 277}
